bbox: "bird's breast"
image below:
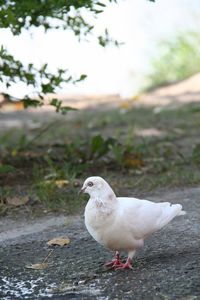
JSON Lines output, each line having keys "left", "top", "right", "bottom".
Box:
{"left": 84, "top": 199, "right": 116, "bottom": 247}
{"left": 84, "top": 200, "right": 114, "bottom": 229}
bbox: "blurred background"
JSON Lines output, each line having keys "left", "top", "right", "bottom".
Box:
{"left": 1, "top": 0, "right": 200, "bottom": 97}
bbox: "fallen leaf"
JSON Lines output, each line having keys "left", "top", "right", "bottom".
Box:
{"left": 54, "top": 180, "right": 69, "bottom": 188}
{"left": 123, "top": 153, "right": 144, "bottom": 169}
{"left": 47, "top": 237, "right": 70, "bottom": 246}
{"left": 1, "top": 102, "right": 24, "bottom": 112}
{"left": 119, "top": 101, "right": 132, "bottom": 109}
{"left": 131, "top": 94, "right": 141, "bottom": 102}
{"left": 6, "top": 196, "right": 29, "bottom": 207}
{"left": 42, "top": 179, "right": 69, "bottom": 188}
{"left": 25, "top": 263, "right": 48, "bottom": 270}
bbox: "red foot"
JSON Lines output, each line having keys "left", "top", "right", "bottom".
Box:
{"left": 115, "top": 258, "right": 133, "bottom": 270}
{"left": 104, "top": 251, "right": 123, "bottom": 268}
{"left": 105, "top": 259, "right": 124, "bottom": 268}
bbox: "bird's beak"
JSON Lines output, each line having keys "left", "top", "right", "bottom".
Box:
{"left": 78, "top": 186, "right": 86, "bottom": 196}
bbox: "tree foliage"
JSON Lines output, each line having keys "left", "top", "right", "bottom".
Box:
{"left": 0, "top": 0, "right": 111, "bottom": 35}
{"left": 0, "top": 0, "right": 154, "bottom": 111}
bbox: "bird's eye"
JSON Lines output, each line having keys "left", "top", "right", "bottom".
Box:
{"left": 87, "top": 181, "right": 93, "bottom": 187}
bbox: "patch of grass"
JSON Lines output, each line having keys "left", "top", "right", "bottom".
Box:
{"left": 30, "top": 162, "right": 83, "bottom": 213}
{"left": 0, "top": 102, "right": 200, "bottom": 215}
{"left": 34, "top": 180, "right": 81, "bottom": 213}
{"left": 0, "top": 186, "right": 12, "bottom": 216}
{"left": 132, "top": 165, "right": 200, "bottom": 193}
{"left": 0, "top": 164, "right": 16, "bottom": 173}
{"left": 144, "top": 31, "right": 200, "bottom": 90}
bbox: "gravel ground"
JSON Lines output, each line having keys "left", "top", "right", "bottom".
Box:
{"left": 0, "top": 187, "right": 200, "bottom": 300}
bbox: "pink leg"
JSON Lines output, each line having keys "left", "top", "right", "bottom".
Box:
{"left": 104, "top": 251, "right": 123, "bottom": 268}
{"left": 115, "top": 257, "right": 133, "bottom": 270}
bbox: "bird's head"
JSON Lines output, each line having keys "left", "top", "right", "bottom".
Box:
{"left": 80, "top": 176, "right": 115, "bottom": 198}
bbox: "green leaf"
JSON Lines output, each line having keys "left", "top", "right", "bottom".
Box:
{"left": 91, "top": 135, "right": 104, "bottom": 154}
{"left": 96, "top": 2, "right": 106, "bottom": 7}
{"left": 23, "top": 99, "right": 41, "bottom": 108}
{"left": 60, "top": 106, "right": 77, "bottom": 115}
{"left": 50, "top": 98, "right": 77, "bottom": 114}
{"left": 50, "top": 98, "right": 61, "bottom": 107}
{"left": 0, "top": 165, "right": 15, "bottom": 174}
{"left": 76, "top": 74, "right": 87, "bottom": 82}
{"left": 41, "top": 83, "right": 54, "bottom": 93}
{"left": 90, "top": 135, "right": 115, "bottom": 159}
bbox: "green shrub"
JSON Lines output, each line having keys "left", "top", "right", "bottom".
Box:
{"left": 145, "top": 31, "right": 200, "bottom": 90}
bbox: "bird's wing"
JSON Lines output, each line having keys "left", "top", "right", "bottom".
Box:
{"left": 116, "top": 197, "right": 183, "bottom": 239}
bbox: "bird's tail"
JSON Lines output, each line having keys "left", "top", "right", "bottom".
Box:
{"left": 178, "top": 209, "right": 186, "bottom": 216}
{"left": 157, "top": 203, "right": 186, "bottom": 230}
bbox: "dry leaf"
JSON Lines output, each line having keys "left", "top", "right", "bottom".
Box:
{"left": 43, "top": 180, "right": 69, "bottom": 188}
{"left": 1, "top": 102, "right": 24, "bottom": 112}
{"left": 131, "top": 94, "right": 141, "bottom": 102}
{"left": 47, "top": 237, "right": 70, "bottom": 246}
{"left": 25, "top": 263, "right": 48, "bottom": 270}
{"left": 119, "top": 95, "right": 141, "bottom": 110}
{"left": 119, "top": 101, "right": 132, "bottom": 109}
{"left": 123, "top": 153, "right": 144, "bottom": 169}
{"left": 6, "top": 196, "right": 29, "bottom": 207}
{"left": 54, "top": 180, "right": 69, "bottom": 188}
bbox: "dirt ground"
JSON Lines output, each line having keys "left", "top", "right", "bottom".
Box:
{"left": 0, "top": 187, "right": 199, "bottom": 300}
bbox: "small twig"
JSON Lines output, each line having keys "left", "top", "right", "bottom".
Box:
{"left": 42, "top": 249, "right": 54, "bottom": 264}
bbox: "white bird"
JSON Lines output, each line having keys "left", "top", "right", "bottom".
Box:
{"left": 80, "top": 176, "right": 186, "bottom": 270}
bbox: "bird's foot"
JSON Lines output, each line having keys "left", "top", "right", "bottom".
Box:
{"left": 104, "top": 251, "right": 123, "bottom": 268}
{"left": 115, "top": 258, "right": 133, "bottom": 270}
{"left": 104, "top": 258, "right": 123, "bottom": 268}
